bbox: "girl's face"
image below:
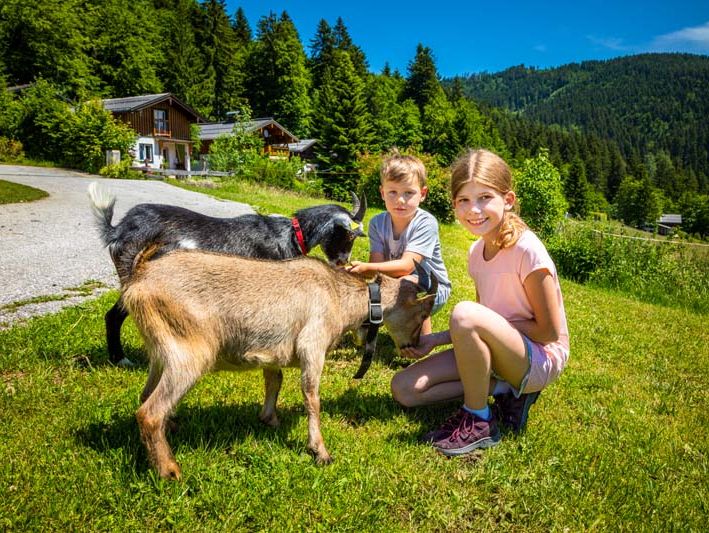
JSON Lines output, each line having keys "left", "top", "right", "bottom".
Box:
{"left": 380, "top": 177, "right": 427, "bottom": 223}
{"left": 453, "top": 180, "right": 515, "bottom": 241}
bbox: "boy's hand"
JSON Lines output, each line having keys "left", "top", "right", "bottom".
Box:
{"left": 400, "top": 333, "right": 437, "bottom": 359}
{"left": 347, "top": 261, "right": 374, "bottom": 275}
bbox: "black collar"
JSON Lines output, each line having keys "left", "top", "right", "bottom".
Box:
{"left": 353, "top": 281, "right": 383, "bottom": 379}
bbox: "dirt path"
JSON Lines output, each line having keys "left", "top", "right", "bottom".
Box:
{"left": 0, "top": 165, "right": 253, "bottom": 327}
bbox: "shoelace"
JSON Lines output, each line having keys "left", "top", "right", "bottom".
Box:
{"left": 448, "top": 412, "right": 477, "bottom": 442}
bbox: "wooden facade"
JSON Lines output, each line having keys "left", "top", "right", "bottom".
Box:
{"left": 112, "top": 101, "right": 194, "bottom": 141}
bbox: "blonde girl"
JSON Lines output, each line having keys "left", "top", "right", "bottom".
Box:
{"left": 390, "top": 149, "right": 570, "bottom": 456}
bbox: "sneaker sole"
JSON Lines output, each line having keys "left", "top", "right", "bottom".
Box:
{"left": 434, "top": 434, "right": 501, "bottom": 457}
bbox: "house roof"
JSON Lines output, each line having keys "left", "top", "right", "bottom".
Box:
{"left": 198, "top": 118, "right": 297, "bottom": 142}
{"left": 101, "top": 93, "right": 205, "bottom": 122}
{"left": 659, "top": 214, "right": 682, "bottom": 224}
{"left": 288, "top": 139, "right": 317, "bottom": 152}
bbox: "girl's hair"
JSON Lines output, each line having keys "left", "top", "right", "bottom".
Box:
{"left": 451, "top": 148, "right": 527, "bottom": 249}
{"left": 380, "top": 151, "right": 427, "bottom": 188}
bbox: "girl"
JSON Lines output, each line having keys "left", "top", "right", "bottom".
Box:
{"left": 390, "top": 149, "right": 570, "bottom": 457}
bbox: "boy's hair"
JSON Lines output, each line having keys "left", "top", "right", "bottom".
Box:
{"left": 380, "top": 153, "right": 427, "bottom": 188}
{"left": 451, "top": 148, "right": 528, "bottom": 249}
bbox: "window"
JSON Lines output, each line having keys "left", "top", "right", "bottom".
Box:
{"left": 139, "top": 143, "right": 153, "bottom": 163}
{"left": 153, "top": 109, "right": 169, "bottom": 134}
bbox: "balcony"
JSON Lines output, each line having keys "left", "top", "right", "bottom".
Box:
{"left": 153, "top": 119, "right": 171, "bottom": 138}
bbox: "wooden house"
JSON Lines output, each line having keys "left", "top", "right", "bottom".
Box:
{"left": 101, "top": 93, "right": 204, "bottom": 171}
{"left": 198, "top": 118, "right": 298, "bottom": 159}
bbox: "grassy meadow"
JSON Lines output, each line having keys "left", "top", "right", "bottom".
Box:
{"left": 1, "top": 180, "right": 708, "bottom": 531}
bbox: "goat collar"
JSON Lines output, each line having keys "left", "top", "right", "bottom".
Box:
{"left": 291, "top": 217, "right": 308, "bottom": 256}
{"left": 353, "top": 281, "right": 383, "bottom": 379}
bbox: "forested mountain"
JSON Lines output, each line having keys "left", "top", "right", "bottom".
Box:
{"left": 1, "top": 1, "right": 707, "bottom": 234}
{"left": 455, "top": 54, "right": 709, "bottom": 197}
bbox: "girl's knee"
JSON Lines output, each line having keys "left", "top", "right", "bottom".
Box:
{"left": 449, "top": 301, "right": 484, "bottom": 333}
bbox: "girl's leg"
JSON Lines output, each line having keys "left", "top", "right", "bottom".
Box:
{"left": 391, "top": 348, "right": 463, "bottom": 407}
{"left": 449, "top": 301, "right": 528, "bottom": 410}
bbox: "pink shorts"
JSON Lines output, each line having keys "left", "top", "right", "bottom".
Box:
{"left": 495, "top": 337, "right": 569, "bottom": 396}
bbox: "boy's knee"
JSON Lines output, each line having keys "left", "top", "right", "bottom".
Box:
{"left": 391, "top": 372, "right": 417, "bottom": 408}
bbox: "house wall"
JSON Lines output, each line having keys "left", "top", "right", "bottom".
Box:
{"left": 114, "top": 101, "right": 194, "bottom": 141}
{"left": 132, "top": 136, "right": 191, "bottom": 171}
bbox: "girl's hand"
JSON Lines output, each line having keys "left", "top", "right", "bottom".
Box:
{"left": 401, "top": 333, "right": 438, "bottom": 359}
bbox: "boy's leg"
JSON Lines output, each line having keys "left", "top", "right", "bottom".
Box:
{"left": 421, "top": 316, "right": 432, "bottom": 336}
{"left": 391, "top": 348, "right": 463, "bottom": 407}
{"left": 449, "top": 301, "right": 529, "bottom": 411}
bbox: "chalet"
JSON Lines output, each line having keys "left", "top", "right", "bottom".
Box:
{"left": 288, "top": 139, "right": 318, "bottom": 160}
{"left": 657, "top": 214, "right": 682, "bottom": 236}
{"left": 101, "top": 93, "right": 204, "bottom": 171}
{"left": 198, "top": 118, "right": 299, "bottom": 159}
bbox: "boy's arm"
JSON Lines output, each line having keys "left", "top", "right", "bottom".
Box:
{"left": 349, "top": 251, "right": 423, "bottom": 277}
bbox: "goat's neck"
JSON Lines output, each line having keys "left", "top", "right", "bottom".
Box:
{"left": 336, "top": 275, "right": 400, "bottom": 331}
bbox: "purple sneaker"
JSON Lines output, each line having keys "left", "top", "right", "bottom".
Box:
{"left": 432, "top": 410, "right": 500, "bottom": 457}
{"left": 420, "top": 408, "right": 468, "bottom": 443}
{"left": 494, "top": 391, "right": 540, "bottom": 433}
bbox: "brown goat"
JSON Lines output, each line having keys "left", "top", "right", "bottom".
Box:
{"left": 122, "top": 247, "right": 438, "bottom": 479}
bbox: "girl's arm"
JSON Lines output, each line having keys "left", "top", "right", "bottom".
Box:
{"left": 511, "top": 269, "right": 561, "bottom": 344}
{"left": 400, "top": 329, "right": 452, "bottom": 359}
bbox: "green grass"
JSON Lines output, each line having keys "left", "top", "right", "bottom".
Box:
{"left": 2, "top": 180, "right": 708, "bottom": 530}
{"left": 0, "top": 179, "right": 48, "bottom": 204}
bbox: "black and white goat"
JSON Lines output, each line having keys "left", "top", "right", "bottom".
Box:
{"left": 87, "top": 182, "right": 366, "bottom": 366}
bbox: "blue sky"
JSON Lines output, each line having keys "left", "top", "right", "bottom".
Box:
{"left": 226, "top": 0, "right": 709, "bottom": 76}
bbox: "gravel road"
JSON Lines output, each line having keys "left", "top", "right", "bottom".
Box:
{"left": 0, "top": 165, "right": 254, "bottom": 327}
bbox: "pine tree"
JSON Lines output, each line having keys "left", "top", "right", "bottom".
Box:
{"left": 87, "top": 0, "right": 164, "bottom": 97}
{"left": 246, "top": 11, "right": 311, "bottom": 136}
{"left": 313, "top": 50, "right": 372, "bottom": 199}
{"left": 232, "top": 7, "right": 252, "bottom": 46}
{"left": 200, "top": 0, "right": 246, "bottom": 119}
{"left": 404, "top": 44, "right": 446, "bottom": 114}
{"left": 565, "top": 157, "right": 591, "bottom": 218}
{"left": 332, "top": 17, "right": 368, "bottom": 78}
{"left": 309, "top": 19, "right": 336, "bottom": 89}
{"left": 159, "top": 0, "right": 212, "bottom": 117}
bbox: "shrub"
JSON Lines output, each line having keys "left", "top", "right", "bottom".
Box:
{"left": 515, "top": 149, "right": 567, "bottom": 239}
{"left": 99, "top": 159, "right": 144, "bottom": 179}
{"left": 0, "top": 137, "right": 24, "bottom": 161}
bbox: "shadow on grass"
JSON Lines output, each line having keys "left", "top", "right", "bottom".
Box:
{"left": 73, "top": 383, "right": 456, "bottom": 474}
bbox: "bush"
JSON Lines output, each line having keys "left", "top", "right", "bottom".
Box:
{"left": 515, "top": 149, "right": 567, "bottom": 239}
{"left": 0, "top": 137, "right": 24, "bottom": 161}
{"left": 548, "top": 220, "right": 709, "bottom": 313}
{"left": 248, "top": 157, "right": 304, "bottom": 190}
{"left": 99, "top": 159, "right": 144, "bottom": 179}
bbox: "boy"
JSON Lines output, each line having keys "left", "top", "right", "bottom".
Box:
{"left": 348, "top": 154, "right": 451, "bottom": 334}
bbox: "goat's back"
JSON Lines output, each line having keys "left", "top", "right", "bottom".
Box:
{"left": 122, "top": 251, "right": 365, "bottom": 367}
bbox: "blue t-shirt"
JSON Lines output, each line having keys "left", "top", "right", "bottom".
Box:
{"left": 368, "top": 208, "right": 451, "bottom": 310}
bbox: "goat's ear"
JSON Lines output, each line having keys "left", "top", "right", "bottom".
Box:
{"left": 351, "top": 192, "right": 367, "bottom": 222}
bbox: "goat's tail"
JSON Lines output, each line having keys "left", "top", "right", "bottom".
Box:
{"left": 128, "top": 243, "right": 163, "bottom": 281}
{"left": 87, "top": 181, "right": 116, "bottom": 246}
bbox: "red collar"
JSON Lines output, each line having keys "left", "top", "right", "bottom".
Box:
{"left": 291, "top": 217, "right": 308, "bottom": 256}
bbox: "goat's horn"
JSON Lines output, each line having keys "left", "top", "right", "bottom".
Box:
{"left": 414, "top": 261, "right": 438, "bottom": 296}
{"left": 351, "top": 192, "right": 367, "bottom": 222}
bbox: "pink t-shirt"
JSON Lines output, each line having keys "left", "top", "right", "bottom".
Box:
{"left": 468, "top": 230, "right": 570, "bottom": 352}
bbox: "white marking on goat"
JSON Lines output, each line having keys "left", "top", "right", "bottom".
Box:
{"left": 179, "top": 239, "right": 198, "bottom": 250}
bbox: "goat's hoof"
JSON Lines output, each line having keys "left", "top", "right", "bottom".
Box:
{"left": 116, "top": 357, "right": 135, "bottom": 368}
{"left": 259, "top": 412, "right": 280, "bottom": 427}
{"left": 315, "top": 453, "right": 333, "bottom": 466}
{"left": 158, "top": 461, "right": 182, "bottom": 480}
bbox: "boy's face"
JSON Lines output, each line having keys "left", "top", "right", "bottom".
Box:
{"left": 380, "top": 177, "right": 427, "bottom": 223}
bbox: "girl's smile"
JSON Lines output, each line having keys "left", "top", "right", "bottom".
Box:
{"left": 454, "top": 181, "right": 515, "bottom": 241}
